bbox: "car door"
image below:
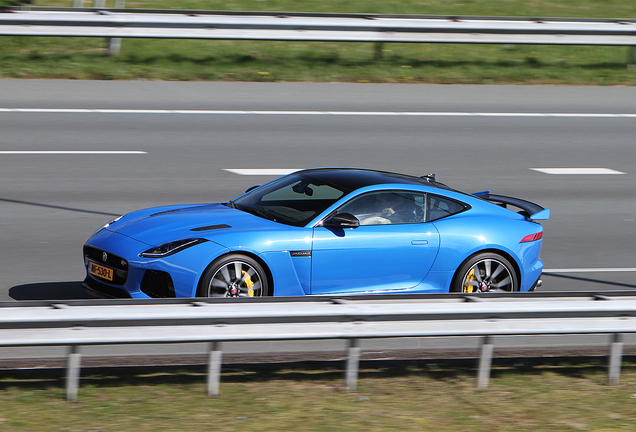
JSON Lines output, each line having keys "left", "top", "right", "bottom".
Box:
{"left": 310, "top": 191, "right": 440, "bottom": 294}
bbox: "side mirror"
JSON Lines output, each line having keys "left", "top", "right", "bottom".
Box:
{"left": 324, "top": 213, "right": 360, "bottom": 228}
{"left": 245, "top": 185, "right": 260, "bottom": 193}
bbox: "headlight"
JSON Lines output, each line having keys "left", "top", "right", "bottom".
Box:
{"left": 139, "top": 239, "right": 207, "bottom": 258}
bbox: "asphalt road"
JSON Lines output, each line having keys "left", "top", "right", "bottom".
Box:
{"left": 1, "top": 80, "right": 635, "bottom": 358}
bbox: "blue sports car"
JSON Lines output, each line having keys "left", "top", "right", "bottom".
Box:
{"left": 83, "top": 168, "right": 549, "bottom": 299}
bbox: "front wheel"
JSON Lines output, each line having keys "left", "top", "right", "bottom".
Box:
{"left": 452, "top": 253, "right": 518, "bottom": 293}
{"left": 197, "top": 254, "right": 270, "bottom": 298}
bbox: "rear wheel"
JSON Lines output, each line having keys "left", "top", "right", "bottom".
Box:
{"left": 197, "top": 254, "right": 270, "bottom": 298}
{"left": 452, "top": 253, "right": 518, "bottom": 293}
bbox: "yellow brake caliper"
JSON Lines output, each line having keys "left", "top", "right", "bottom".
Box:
{"left": 463, "top": 269, "right": 476, "bottom": 293}
{"left": 242, "top": 270, "right": 255, "bottom": 297}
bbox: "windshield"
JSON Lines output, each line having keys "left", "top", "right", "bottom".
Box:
{"left": 230, "top": 173, "right": 348, "bottom": 227}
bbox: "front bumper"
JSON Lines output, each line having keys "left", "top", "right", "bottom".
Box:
{"left": 84, "top": 276, "right": 132, "bottom": 298}
{"left": 83, "top": 230, "right": 230, "bottom": 298}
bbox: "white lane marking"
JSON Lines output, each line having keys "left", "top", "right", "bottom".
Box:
{"left": 0, "top": 151, "right": 147, "bottom": 154}
{"left": 224, "top": 169, "right": 301, "bottom": 176}
{"left": 531, "top": 168, "right": 625, "bottom": 175}
{"left": 544, "top": 268, "right": 636, "bottom": 273}
{"left": 1, "top": 108, "right": 636, "bottom": 117}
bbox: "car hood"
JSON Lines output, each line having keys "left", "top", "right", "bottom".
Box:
{"left": 106, "top": 203, "right": 280, "bottom": 246}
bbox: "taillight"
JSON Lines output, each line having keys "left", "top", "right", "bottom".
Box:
{"left": 520, "top": 231, "right": 543, "bottom": 243}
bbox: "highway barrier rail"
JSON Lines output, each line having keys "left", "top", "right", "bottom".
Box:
{"left": 1, "top": 291, "right": 636, "bottom": 400}
{"left": 1, "top": 7, "right": 636, "bottom": 61}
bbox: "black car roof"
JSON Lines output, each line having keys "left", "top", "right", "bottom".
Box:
{"left": 298, "top": 168, "right": 457, "bottom": 193}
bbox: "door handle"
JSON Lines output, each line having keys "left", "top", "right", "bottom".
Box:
{"left": 411, "top": 240, "right": 428, "bottom": 245}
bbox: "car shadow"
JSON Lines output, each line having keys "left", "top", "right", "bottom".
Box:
{"left": 8, "top": 281, "right": 95, "bottom": 301}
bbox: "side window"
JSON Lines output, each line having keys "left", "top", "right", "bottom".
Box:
{"left": 427, "top": 195, "right": 466, "bottom": 221}
{"left": 338, "top": 191, "right": 427, "bottom": 226}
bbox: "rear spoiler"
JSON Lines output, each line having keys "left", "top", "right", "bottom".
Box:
{"left": 472, "top": 191, "right": 550, "bottom": 220}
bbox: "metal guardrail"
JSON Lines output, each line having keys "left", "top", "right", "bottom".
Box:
{"left": 1, "top": 7, "right": 635, "bottom": 61}
{"left": 1, "top": 291, "right": 636, "bottom": 400}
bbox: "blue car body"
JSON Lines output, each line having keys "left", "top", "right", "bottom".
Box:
{"left": 83, "top": 168, "right": 548, "bottom": 298}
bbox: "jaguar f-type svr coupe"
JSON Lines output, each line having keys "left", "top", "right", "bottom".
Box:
{"left": 83, "top": 168, "right": 549, "bottom": 298}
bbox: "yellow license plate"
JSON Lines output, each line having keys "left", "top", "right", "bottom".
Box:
{"left": 89, "top": 262, "right": 114, "bottom": 281}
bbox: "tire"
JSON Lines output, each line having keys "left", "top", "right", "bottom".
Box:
{"left": 452, "top": 253, "right": 518, "bottom": 293}
{"left": 197, "top": 254, "right": 270, "bottom": 298}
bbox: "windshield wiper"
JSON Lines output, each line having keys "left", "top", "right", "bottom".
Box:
{"left": 235, "top": 204, "right": 277, "bottom": 222}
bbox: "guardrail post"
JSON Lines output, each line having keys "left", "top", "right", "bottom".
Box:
{"left": 628, "top": 47, "right": 636, "bottom": 70}
{"left": 477, "top": 336, "right": 494, "bottom": 390}
{"left": 107, "top": 0, "right": 126, "bottom": 55}
{"left": 609, "top": 333, "right": 624, "bottom": 385}
{"left": 374, "top": 42, "right": 384, "bottom": 61}
{"left": 345, "top": 339, "right": 360, "bottom": 392}
{"left": 66, "top": 345, "right": 82, "bottom": 401}
{"left": 108, "top": 38, "right": 122, "bottom": 56}
{"left": 207, "top": 342, "right": 223, "bottom": 397}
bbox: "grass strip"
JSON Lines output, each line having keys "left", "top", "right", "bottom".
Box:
{"left": 1, "top": 1, "right": 636, "bottom": 84}
{"left": 1, "top": 357, "right": 636, "bottom": 431}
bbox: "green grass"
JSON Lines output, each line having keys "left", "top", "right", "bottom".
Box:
{"left": 23, "top": 0, "right": 636, "bottom": 18}
{"left": 1, "top": 1, "right": 636, "bottom": 83}
{"left": 1, "top": 359, "right": 636, "bottom": 431}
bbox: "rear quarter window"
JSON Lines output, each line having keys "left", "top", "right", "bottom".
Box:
{"left": 427, "top": 195, "right": 468, "bottom": 222}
